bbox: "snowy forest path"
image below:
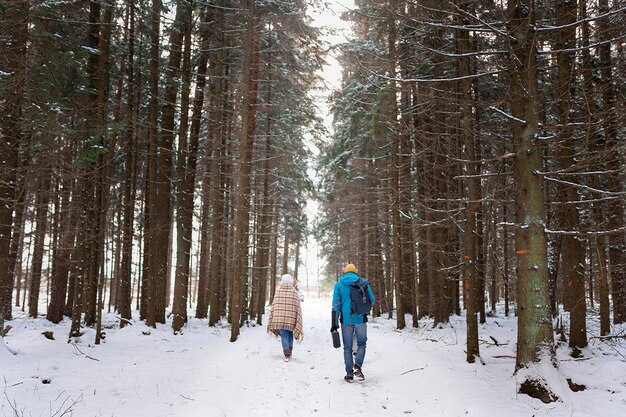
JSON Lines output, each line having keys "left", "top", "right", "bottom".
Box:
{"left": 3, "top": 297, "right": 625, "bottom": 417}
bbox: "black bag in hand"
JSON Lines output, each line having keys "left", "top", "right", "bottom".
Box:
{"left": 331, "top": 310, "right": 341, "bottom": 348}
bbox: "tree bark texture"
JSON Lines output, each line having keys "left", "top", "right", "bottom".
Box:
{"left": 230, "top": 0, "right": 259, "bottom": 342}
{"left": 508, "top": 0, "right": 557, "bottom": 401}
{"left": 0, "top": 0, "right": 28, "bottom": 323}
{"left": 554, "top": 0, "right": 587, "bottom": 352}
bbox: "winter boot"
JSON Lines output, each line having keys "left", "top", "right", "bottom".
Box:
{"left": 283, "top": 349, "right": 291, "bottom": 362}
{"left": 354, "top": 364, "right": 365, "bottom": 380}
{"left": 344, "top": 375, "right": 354, "bottom": 383}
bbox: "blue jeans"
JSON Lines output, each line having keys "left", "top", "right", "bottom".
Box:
{"left": 341, "top": 323, "right": 367, "bottom": 376}
{"left": 279, "top": 328, "right": 294, "bottom": 351}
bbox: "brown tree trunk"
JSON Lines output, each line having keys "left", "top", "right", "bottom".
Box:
{"left": 94, "top": 0, "right": 115, "bottom": 345}
{"left": 206, "top": 4, "right": 230, "bottom": 326}
{"left": 458, "top": 0, "right": 480, "bottom": 362}
{"left": 140, "top": 151, "right": 151, "bottom": 322}
{"left": 193, "top": 5, "right": 216, "bottom": 320}
{"left": 69, "top": 177, "right": 95, "bottom": 338}
{"left": 47, "top": 173, "right": 77, "bottom": 323}
{"left": 477, "top": 208, "right": 486, "bottom": 324}
{"left": 281, "top": 232, "right": 289, "bottom": 274}
{"left": 144, "top": 0, "right": 162, "bottom": 328}
{"left": 6, "top": 143, "right": 30, "bottom": 314}
{"left": 399, "top": 88, "right": 417, "bottom": 326}
{"left": 388, "top": 0, "right": 405, "bottom": 330}
{"left": 503, "top": 188, "right": 511, "bottom": 317}
{"left": 252, "top": 60, "right": 275, "bottom": 324}
{"left": 28, "top": 173, "right": 51, "bottom": 318}
{"left": 554, "top": 0, "right": 587, "bottom": 352}
{"left": 171, "top": 0, "right": 196, "bottom": 333}
{"left": 154, "top": 0, "right": 182, "bottom": 325}
{"left": 0, "top": 0, "right": 28, "bottom": 324}
{"left": 598, "top": 0, "right": 626, "bottom": 325}
{"left": 430, "top": 22, "right": 450, "bottom": 327}
{"left": 196, "top": 139, "right": 212, "bottom": 319}
{"left": 81, "top": 0, "right": 106, "bottom": 329}
{"left": 118, "top": 0, "right": 138, "bottom": 328}
{"left": 364, "top": 158, "right": 386, "bottom": 317}
{"left": 229, "top": 0, "right": 259, "bottom": 342}
{"left": 415, "top": 107, "right": 429, "bottom": 320}
{"left": 269, "top": 205, "right": 279, "bottom": 305}
{"left": 294, "top": 234, "right": 301, "bottom": 282}
{"left": 70, "top": 0, "right": 104, "bottom": 337}
{"left": 508, "top": 0, "right": 557, "bottom": 403}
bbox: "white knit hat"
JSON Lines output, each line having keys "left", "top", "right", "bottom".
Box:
{"left": 281, "top": 274, "right": 294, "bottom": 285}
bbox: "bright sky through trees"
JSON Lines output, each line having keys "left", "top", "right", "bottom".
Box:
{"left": 302, "top": 0, "right": 355, "bottom": 290}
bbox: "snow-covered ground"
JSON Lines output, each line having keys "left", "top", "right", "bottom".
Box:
{"left": 1, "top": 294, "right": 625, "bottom": 417}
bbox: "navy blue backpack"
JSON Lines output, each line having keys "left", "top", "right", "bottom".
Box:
{"left": 349, "top": 278, "right": 372, "bottom": 315}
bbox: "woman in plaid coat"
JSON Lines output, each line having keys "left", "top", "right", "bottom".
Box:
{"left": 267, "top": 274, "right": 304, "bottom": 361}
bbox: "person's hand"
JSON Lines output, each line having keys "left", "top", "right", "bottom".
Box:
{"left": 330, "top": 325, "right": 338, "bottom": 333}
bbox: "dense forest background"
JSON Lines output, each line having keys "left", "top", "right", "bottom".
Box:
{"left": 0, "top": 0, "right": 624, "bottom": 403}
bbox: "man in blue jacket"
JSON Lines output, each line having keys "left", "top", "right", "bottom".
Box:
{"left": 331, "top": 263, "right": 375, "bottom": 382}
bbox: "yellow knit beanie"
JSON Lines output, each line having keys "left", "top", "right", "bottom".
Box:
{"left": 344, "top": 263, "right": 357, "bottom": 273}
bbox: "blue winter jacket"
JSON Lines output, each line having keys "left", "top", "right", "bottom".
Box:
{"left": 332, "top": 272, "right": 376, "bottom": 325}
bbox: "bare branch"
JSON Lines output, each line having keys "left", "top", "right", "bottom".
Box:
{"left": 540, "top": 175, "right": 626, "bottom": 196}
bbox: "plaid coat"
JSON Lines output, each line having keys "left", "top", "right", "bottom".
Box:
{"left": 267, "top": 283, "right": 304, "bottom": 342}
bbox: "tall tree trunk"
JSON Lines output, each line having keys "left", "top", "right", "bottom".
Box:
{"left": 252, "top": 62, "right": 275, "bottom": 324}
{"left": 367, "top": 163, "right": 386, "bottom": 317}
{"left": 70, "top": 0, "right": 103, "bottom": 337}
{"left": 281, "top": 232, "right": 289, "bottom": 274}
{"left": 598, "top": 0, "right": 626, "bottom": 325}
{"left": 82, "top": 0, "right": 106, "bottom": 329}
{"left": 554, "top": 0, "right": 587, "bottom": 352}
{"left": 398, "top": 73, "right": 417, "bottom": 326}
{"left": 193, "top": 5, "right": 214, "bottom": 320}
{"left": 503, "top": 186, "right": 511, "bottom": 317}
{"left": 196, "top": 141, "right": 212, "bottom": 319}
{"left": 580, "top": 0, "right": 610, "bottom": 334}
{"left": 172, "top": 0, "right": 197, "bottom": 333}
{"left": 69, "top": 177, "right": 94, "bottom": 338}
{"left": 93, "top": 0, "right": 114, "bottom": 345}
{"left": 388, "top": 0, "right": 405, "bottom": 330}
{"left": 144, "top": 0, "right": 162, "bottom": 327}
{"left": 119, "top": 0, "right": 137, "bottom": 328}
{"left": 269, "top": 204, "right": 279, "bottom": 304}
{"left": 229, "top": 0, "right": 259, "bottom": 342}
{"left": 415, "top": 100, "right": 429, "bottom": 320}
{"left": 147, "top": 0, "right": 177, "bottom": 327}
{"left": 294, "top": 233, "right": 301, "bottom": 282}
{"left": 8, "top": 140, "right": 31, "bottom": 314}
{"left": 28, "top": 173, "right": 51, "bottom": 318}
{"left": 206, "top": 3, "right": 229, "bottom": 326}
{"left": 508, "top": 0, "right": 557, "bottom": 403}
{"left": 140, "top": 149, "right": 151, "bottom": 322}
{"left": 430, "top": 21, "right": 450, "bottom": 328}
{"left": 47, "top": 173, "right": 76, "bottom": 323}
{"left": 0, "top": 0, "right": 28, "bottom": 324}
{"left": 458, "top": 0, "right": 480, "bottom": 362}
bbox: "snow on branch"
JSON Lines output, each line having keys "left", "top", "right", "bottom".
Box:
{"left": 538, "top": 6, "right": 626, "bottom": 32}
{"left": 540, "top": 175, "right": 626, "bottom": 197}
{"left": 415, "top": 40, "right": 507, "bottom": 58}
{"left": 371, "top": 67, "right": 505, "bottom": 84}
{"left": 448, "top": 1, "right": 515, "bottom": 41}
{"left": 537, "top": 168, "right": 623, "bottom": 177}
{"left": 488, "top": 106, "right": 528, "bottom": 125}
{"left": 545, "top": 226, "right": 626, "bottom": 236}
{"left": 538, "top": 32, "right": 626, "bottom": 55}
